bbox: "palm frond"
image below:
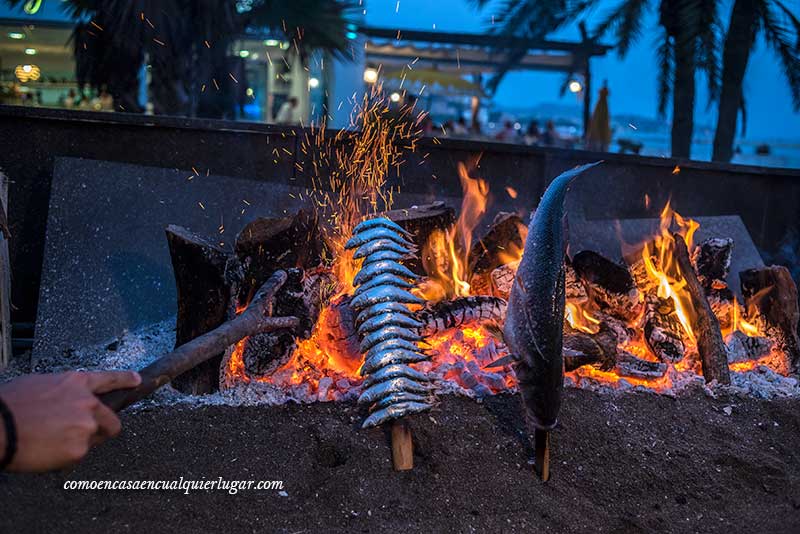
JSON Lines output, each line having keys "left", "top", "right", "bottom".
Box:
{"left": 592, "top": 0, "right": 650, "bottom": 56}
{"left": 759, "top": 0, "right": 800, "bottom": 108}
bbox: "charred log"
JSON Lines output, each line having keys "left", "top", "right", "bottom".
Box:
{"left": 241, "top": 268, "right": 337, "bottom": 378}
{"left": 562, "top": 322, "right": 619, "bottom": 371}
{"left": 166, "top": 225, "right": 231, "bottom": 395}
{"left": 643, "top": 294, "right": 686, "bottom": 363}
{"left": 615, "top": 352, "right": 668, "bottom": 379}
{"left": 691, "top": 237, "right": 733, "bottom": 291}
{"left": 491, "top": 258, "right": 585, "bottom": 303}
{"left": 384, "top": 201, "right": 456, "bottom": 250}
{"left": 490, "top": 261, "right": 517, "bottom": 300}
{"left": 725, "top": 331, "right": 773, "bottom": 363}
{"left": 740, "top": 265, "right": 800, "bottom": 371}
{"left": 233, "top": 210, "right": 323, "bottom": 304}
{"left": 571, "top": 250, "right": 641, "bottom": 321}
{"left": 317, "top": 293, "right": 361, "bottom": 359}
{"left": 565, "top": 258, "right": 589, "bottom": 304}
{"left": 468, "top": 212, "right": 526, "bottom": 276}
{"left": 418, "top": 296, "right": 507, "bottom": 337}
{"left": 674, "top": 235, "right": 730, "bottom": 385}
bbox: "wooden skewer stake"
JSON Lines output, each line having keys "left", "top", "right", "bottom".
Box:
{"left": 391, "top": 420, "right": 414, "bottom": 471}
{"left": 534, "top": 428, "right": 551, "bottom": 482}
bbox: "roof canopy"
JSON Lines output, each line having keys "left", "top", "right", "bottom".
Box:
{"left": 361, "top": 26, "right": 610, "bottom": 76}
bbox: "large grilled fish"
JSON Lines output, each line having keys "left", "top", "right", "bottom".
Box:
{"left": 504, "top": 162, "right": 599, "bottom": 431}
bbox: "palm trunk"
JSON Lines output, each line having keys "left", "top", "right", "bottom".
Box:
{"left": 712, "top": 0, "right": 759, "bottom": 162}
{"left": 671, "top": 36, "right": 696, "bottom": 159}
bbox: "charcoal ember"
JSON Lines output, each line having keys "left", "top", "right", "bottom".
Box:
{"left": 242, "top": 331, "right": 297, "bottom": 376}
{"left": 596, "top": 312, "right": 635, "bottom": 346}
{"left": 643, "top": 294, "right": 686, "bottom": 362}
{"left": 417, "top": 296, "right": 507, "bottom": 336}
{"left": 490, "top": 261, "right": 518, "bottom": 299}
{"left": 469, "top": 272, "right": 493, "bottom": 296}
{"left": 615, "top": 352, "right": 668, "bottom": 379}
{"left": 317, "top": 376, "right": 334, "bottom": 401}
{"left": 572, "top": 250, "right": 641, "bottom": 321}
{"left": 468, "top": 212, "right": 526, "bottom": 276}
{"left": 725, "top": 331, "right": 773, "bottom": 363}
{"left": 691, "top": 238, "right": 733, "bottom": 290}
{"left": 563, "top": 322, "right": 619, "bottom": 371}
{"left": 740, "top": 265, "right": 800, "bottom": 371}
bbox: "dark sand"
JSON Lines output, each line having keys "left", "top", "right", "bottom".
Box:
{"left": 1, "top": 390, "right": 798, "bottom": 533}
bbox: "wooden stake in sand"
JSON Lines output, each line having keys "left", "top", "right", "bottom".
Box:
{"left": 391, "top": 420, "right": 414, "bottom": 471}
{"left": 534, "top": 429, "right": 551, "bottom": 482}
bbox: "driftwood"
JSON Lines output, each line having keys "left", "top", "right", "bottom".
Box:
{"left": 166, "top": 225, "right": 231, "bottom": 394}
{"left": 674, "top": 235, "right": 730, "bottom": 385}
{"left": 740, "top": 265, "right": 800, "bottom": 371}
{"left": 417, "top": 296, "right": 507, "bottom": 337}
{"left": 99, "top": 271, "right": 299, "bottom": 411}
{"left": 571, "top": 250, "right": 641, "bottom": 321}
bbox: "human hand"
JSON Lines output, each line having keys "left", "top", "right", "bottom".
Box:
{"left": 0, "top": 370, "right": 141, "bottom": 472}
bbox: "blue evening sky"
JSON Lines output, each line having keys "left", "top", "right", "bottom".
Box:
{"left": 365, "top": 0, "right": 800, "bottom": 142}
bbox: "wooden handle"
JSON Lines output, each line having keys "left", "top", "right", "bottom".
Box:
{"left": 99, "top": 271, "right": 298, "bottom": 412}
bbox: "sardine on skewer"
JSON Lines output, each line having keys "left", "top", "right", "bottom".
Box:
{"left": 352, "top": 216, "right": 412, "bottom": 237}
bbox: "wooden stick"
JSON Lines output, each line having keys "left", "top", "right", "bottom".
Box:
{"left": 99, "top": 271, "right": 299, "bottom": 412}
{"left": 673, "top": 234, "right": 731, "bottom": 385}
{"left": 534, "top": 428, "right": 550, "bottom": 482}
{"left": 391, "top": 420, "right": 414, "bottom": 471}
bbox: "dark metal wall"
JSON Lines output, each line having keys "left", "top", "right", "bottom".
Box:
{"left": 1, "top": 105, "right": 798, "bottom": 323}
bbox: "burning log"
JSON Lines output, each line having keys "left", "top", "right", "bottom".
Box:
{"left": 166, "top": 225, "right": 231, "bottom": 395}
{"left": 691, "top": 237, "right": 733, "bottom": 290}
{"left": 673, "top": 235, "right": 730, "bottom": 385}
{"left": 643, "top": 294, "right": 687, "bottom": 363}
{"left": 233, "top": 210, "right": 323, "bottom": 304}
{"left": 241, "top": 268, "right": 337, "bottom": 378}
{"left": 491, "top": 259, "right": 585, "bottom": 303}
{"left": 468, "top": 212, "right": 526, "bottom": 277}
{"left": 490, "top": 261, "right": 517, "bottom": 300}
{"left": 725, "top": 331, "right": 773, "bottom": 363}
{"left": 740, "top": 266, "right": 800, "bottom": 371}
{"left": 615, "top": 352, "right": 668, "bottom": 379}
{"left": 571, "top": 250, "right": 641, "bottom": 321}
{"left": 99, "top": 271, "right": 299, "bottom": 411}
{"left": 417, "top": 296, "right": 507, "bottom": 337}
{"left": 384, "top": 201, "right": 455, "bottom": 252}
{"left": 562, "top": 323, "right": 618, "bottom": 371}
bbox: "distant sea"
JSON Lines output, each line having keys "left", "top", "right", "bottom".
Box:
{"left": 615, "top": 129, "right": 800, "bottom": 169}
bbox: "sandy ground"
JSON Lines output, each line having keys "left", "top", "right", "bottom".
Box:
{"left": 1, "top": 389, "right": 798, "bottom": 533}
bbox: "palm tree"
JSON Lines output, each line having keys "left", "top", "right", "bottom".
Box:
{"left": 471, "top": 0, "right": 720, "bottom": 158}
{"left": 4, "top": 0, "right": 355, "bottom": 118}
{"left": 711, "top": 0, "right": 800, "bottom": 162}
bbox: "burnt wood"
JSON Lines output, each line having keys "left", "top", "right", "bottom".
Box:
{"left": 674, "top": 235, "right": 731, "bottom": 384}
{"left": 571, "top": 250, "right": 641, "bottom": 321}
{"left": 615, "top": 352, "right": 668, "bottom": 379}
{"left": 643, "top": 294, "right": 687, "bottom": 363}
{"left": 725, "top": 330, "right": 773, "bottom": 363}
{"left": 691, "top": 237, "right": 733, "bottom": 290}
{"left": 99, "top": 271, "right": 298, "bottom": 412}
{"left": 233, "top": 210, "right": 323, "bottom": 304}
{"left": 417, "top": 296, "right": 507, "bottom": 337}
{"left": 385, "top": 202, "right": 455, "bottom": 274}
{"left": 740, "top": 265, "right": 800, "bottom": 371}
{"left": 166, "top": 225, "right": 231, "bottom": 395}
{"left": 562, "top": 323, "right": 618, "bottom": 371}
{"left": 468, "top": 212, "right": 526, "bottom": 276}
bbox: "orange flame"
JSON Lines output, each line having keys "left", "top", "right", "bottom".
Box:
{"left": 565, "top": 302, "right": 601, "bottom": 334}
{"left": 418, "top": 156, "right": 489, "bottom": 301}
